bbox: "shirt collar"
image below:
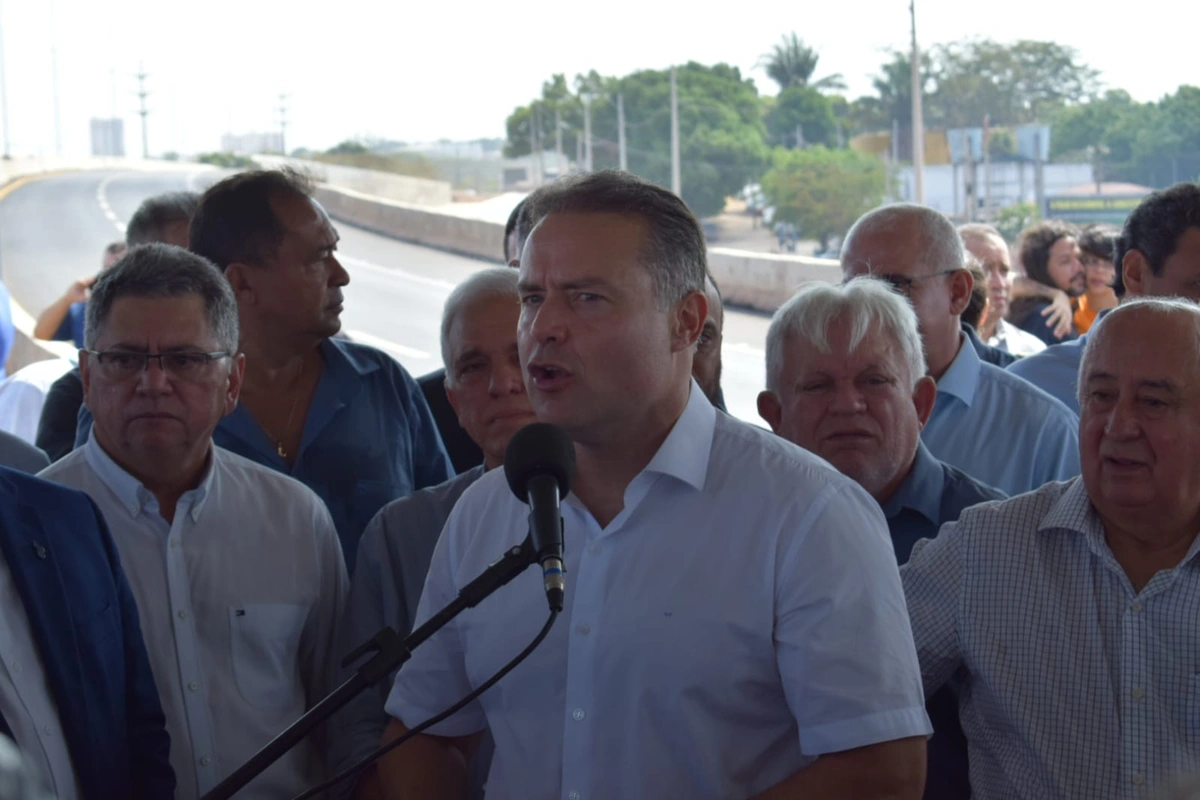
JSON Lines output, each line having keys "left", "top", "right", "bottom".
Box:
{"left": 881, "top": 440, "right": 943, "bottom": 524}
{"left": 1040, "top": 475, "right": 1200, "bottom": 571}
{"left": 936, "top": 333, "right": 980, "bottom": 407}
{"left": 638, "top": 379, "right": 716, "bottom": 492}
{"left": 84, "top": 429, "right": 217, "bottom": 523}
{"left": 323, "top": 336, "right": 382, "bottom": 378}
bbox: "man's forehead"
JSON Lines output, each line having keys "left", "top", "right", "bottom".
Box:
{"left": 842, "top": 231, "right": 927, "bottom": 276}
{"left": 786, "top": 327, "right": 898, "bottom": 367}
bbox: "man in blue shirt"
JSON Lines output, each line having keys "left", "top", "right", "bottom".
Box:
{"left": 1009, "top": 182, "right": 1200, "bottom": 414}
{"left": 187, "top": 169, "right": 453, "bottom": 568}
{"left": 758, "top": 276, "right": 1005, "bottom": 800}
{"left": 842, "top": 204, "right": 1080, "bottom": 496}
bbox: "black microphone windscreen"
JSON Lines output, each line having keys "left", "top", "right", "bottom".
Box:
{"left": 503, "top": 422, "right": 576, "bottom": 502}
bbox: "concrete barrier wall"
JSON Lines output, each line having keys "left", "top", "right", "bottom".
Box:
{"left": 256, "top": 155, "right": 453, "bottom": 207}
{"left": 315, "top": 183, "right": 840, "bottom": 313}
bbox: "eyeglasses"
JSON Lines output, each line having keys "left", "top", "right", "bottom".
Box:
{"left": 85, "top": 350, "right": 231, "bottom": 382}
{"left": 857, "top": 270, "right": 960, "bottom": 297}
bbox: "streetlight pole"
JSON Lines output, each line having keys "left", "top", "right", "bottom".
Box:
{"left": 910, "top": 0, "right": 925, "bottom": 204}
{"left": 617, "top": 92, "right": 627, "bottom": 172}
{"left": 0, "top": 0, "right": 10, "bottom": 158}
{"left": 582, "top": 94, "right": 593, "bottom": 172}
{"left": 670, "top": 66, "right": 681, "bottom": 196}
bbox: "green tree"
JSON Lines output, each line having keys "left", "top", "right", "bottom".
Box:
{"left": 931, "top": 40, "right": 1101, "bottom": 127}
{"left": 765, "top": 86, "right": 838, "bottom": 148}
{"left": 327, "top": 140, "right": 369, "bottom": 155}
{"left": 759, "top": 33, "right": 846, "bottom": 93}
{"left": 995, "top": 201, "right": 1040, "bottom": 243}
{"left": 761, "top": 146, "right": 887, "bottom": 249}
{"left": 504, "top": 63, "right": 768, "bottom": 217}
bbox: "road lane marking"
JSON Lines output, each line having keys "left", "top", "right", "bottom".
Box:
{"left": 96, "top": 174, "right": 127, "bottom": 235}
{"left": 339, "top": 255, "right": 457, "bottom": 291}
{"left": 344, "top": 329, "right": 432, "bottom": 361}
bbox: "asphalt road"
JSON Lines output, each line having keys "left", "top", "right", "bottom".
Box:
{"left": 0, "top": 168, "right": 771, "bottom": 425}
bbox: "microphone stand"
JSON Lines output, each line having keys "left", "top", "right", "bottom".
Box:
{"left": 201, "top": 539, "right": 538, "bottom": 800}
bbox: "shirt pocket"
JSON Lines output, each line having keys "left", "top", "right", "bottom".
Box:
{"left": 228, "top": 603, "right": 308, "bottom": 711}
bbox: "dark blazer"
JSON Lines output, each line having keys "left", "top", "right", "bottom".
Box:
{"left": 0, "top": 467, "right": 175, "bottom": 800}
{"left": 417, "top": 368, "right": 484, "bottom": 474}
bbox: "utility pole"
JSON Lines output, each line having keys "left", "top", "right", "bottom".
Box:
{"left": 277, "top": 93, "right": 288, "bottom": 155}
{"left": 582, "top": 95, "right": 593, "bottom": 172}
{"left": 909, "top": 0, "right": 925, "bottom": 204}
{"left": 0, "top": 0, "right": 10, "bottom": 158}
{"left": 670, "top": 66, "right": 681, "bottom": 196}
{"left": 136, "top": 63, "right": 150, "bottom": 159}
{"left": 617, "top": 92, "right": 627, "bottom": 172}
{"left": 49, "top": 0, "right": 62, "bottom": 156}
{"left": 982, "top": 114, "right": 992, "bottom": 220}
{"left": 555, "top": 108, "right": 564, "bottom": 177}
{"left": 531, "top": 106, "right": 542, "bottom": 186}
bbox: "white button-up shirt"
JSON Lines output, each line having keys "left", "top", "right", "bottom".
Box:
{"left": 39, "top": 435, "right": 348, "bottom": 800}
{"left": 0, "top": 557, "right": 81, "bottom": 800}
{"left": 903, "top": 477, "right": 1200, "bottom": 799}
{"left": 386, "top": 382, "right": 931, "bottom": 799}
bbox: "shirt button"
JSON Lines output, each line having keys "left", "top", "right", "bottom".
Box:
{"left": 200, "top": 756, "right": 212, "bottom": 767}
{"left": 1131, "top": 600, "right": 1144, "bottom": 613}
{"left": 572, "top": 708, "right": 586, "bottom": 721}
{"left": 11, "top": 662, "right": 20, "bottom": 674}
{"left": 1133, "top": 773, "right": 1145, "bottom": 786}
{"left": 41, "top": 725, "right": 51, "bottom": 736}
{"left": 170, "top": 540, "right": 180, "bottom": 549}
{"left": 1132, "top": 687, "right": 1145, "bottom": 700}
{"left": 569, "top": 792, "right": 581, "bottom": 800}
{"left": 576, "top": 624, "right": 590, "bottom": 636}
{"left": 177, "top": 610, "right": 188, "bottom": 620}
{"left": 588, "top": 545, "right": 600, "bottom": 556}
{"left": 188, "top": 681, "right": 199, "bottom": 692}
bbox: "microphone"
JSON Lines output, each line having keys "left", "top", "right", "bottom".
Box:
{"left": 504, "top": 422, "right": 575, "bottom": 612}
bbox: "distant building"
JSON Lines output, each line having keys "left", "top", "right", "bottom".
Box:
{"left": 220, "top": 132, "right": 284, "bottom": 155}
{"left": 90, "top": 118, "right": 125, "bottom": 157}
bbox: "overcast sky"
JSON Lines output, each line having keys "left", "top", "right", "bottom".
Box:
{"left": 0, "top": 0, "right": 1193, "bottom": 158}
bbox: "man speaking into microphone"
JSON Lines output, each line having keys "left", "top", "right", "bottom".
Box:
{"left": 374, "top": 171, "right": 930, "bottom": 800}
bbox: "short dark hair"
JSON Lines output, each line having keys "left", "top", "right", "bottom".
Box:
{"left": 522, "top": 170, "right": 706, "bottom": 306}
{"left": 1018, "top": 220, "right": 1079, "bottom": 288}
{"left": 86, "top": 244, "right": 239, "bottom": 352}
{"left": 962, "top": 253, "right": 988, "bottom": 330}
{"left": 1113, "top": 183, "right": 1200, "bottom": 298}
{"left": 503, "top": 198, "right": 526, "bottom": 262}
{"left": 126, "top": 191, "right": 200, "bottom": 246}
{"left": 1078, "top": 225, "right": 1118, "bottom": 263}
{"left": 103, "top": 241, "right": 128, "bottom": 261}
{"left": 189, "top": 168, "right": 316, "bottom": 269}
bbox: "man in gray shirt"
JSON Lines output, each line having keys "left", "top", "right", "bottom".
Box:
{"left": 331, "top": 267, "right": 535, "bottom": 799}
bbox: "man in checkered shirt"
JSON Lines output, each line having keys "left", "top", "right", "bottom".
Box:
{"left": 903, "top": 297, "right": 1200, "bottom": 799}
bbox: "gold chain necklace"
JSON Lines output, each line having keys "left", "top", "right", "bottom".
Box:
{"left": 271, "top": 357, "right": 307, "bottom": 460}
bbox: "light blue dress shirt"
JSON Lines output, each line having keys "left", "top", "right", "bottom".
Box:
{"left": 922, "top": 336, "right": 1080, "bottom": 496}
{"left": 903, "top": 478, "right": 1200, "bottom": 799}
{"left": 1006, "top": 308, "right": 1113, "bottom": 416}
{"left": 386, "top": 382, "right": 931, "bottom": 800}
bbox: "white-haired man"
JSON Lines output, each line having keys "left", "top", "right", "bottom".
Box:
{"left": 759, "top": 276, "right": 1006, "bottom": 800}
{"left": 904, "top": 297, "right": 1200, "bottom": 798}
{"left": 841, "top": 204, "right": 1080, "bottom": 496}
{"left": 333, "top": 267, "right": 534, "bottom": 800}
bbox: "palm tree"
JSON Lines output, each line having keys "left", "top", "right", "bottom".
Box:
{"left": 760, "top": 34, "right": 847, "bottom": 93}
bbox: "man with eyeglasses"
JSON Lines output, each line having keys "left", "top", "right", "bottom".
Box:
{"left": 39, "top": 244, "right": 348, "bottom": 800}
{"left": 841, "top": 204, "right": 1080, "bottom": 496}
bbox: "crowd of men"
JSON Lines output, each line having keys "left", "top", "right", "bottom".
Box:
{"left": 0, "top": 166, "right": 1198, "bottom": 800}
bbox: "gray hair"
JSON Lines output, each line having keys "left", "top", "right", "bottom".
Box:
{"left": 1078, "top": 297, "right": 1200, "bottom": 404}
{"left": 957, "top": 222, "right": 1006, "bottom": 246}
{"left": 126, "top": 191, "right": 200, "bottom": 246}
{"left": 85, "top": 243, "right": 240, "bottom": 353}
{"left": 441, "top": 267, "right": 521, "bottom": 381}
{"left": 522, "top": 170, "right": 707, "bottom": 308}
{"left": 843, "top": 203, "right": 966, "bottom": 275}
{"left": 765, "top": 277, "right": 927, "bottom": 394}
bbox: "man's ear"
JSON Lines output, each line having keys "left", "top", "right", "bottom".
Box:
{"left": 912, "top": 376, "right": 938, "bottom": 428}
{"left": 224, "top": 354, "right": 247, "bottom": 415}
{"left": 79, "top": 351, "right": 92, "bottom": 410}
{"left": 224, "top": 262, "right": 257, "bottom": 306}
{"left": 1122, "top": 248, "right": 1148, "bottom": 297}
{"left": 672, "top": 290, "right": 707, "bottom": 354}
{"left": 948, "top": 269, "right": 974, "bottom": 317}
{"left": 445, "top": 378, "right": 463, "bottom": 425}
{"left": 757, "top": 390, "right": 783, "bottom": 434}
